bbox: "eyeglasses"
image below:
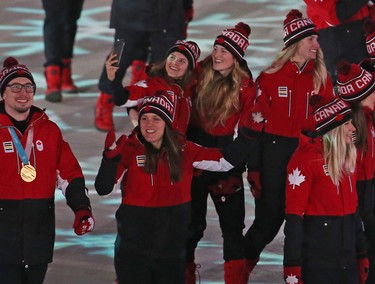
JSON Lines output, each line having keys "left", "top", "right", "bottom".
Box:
{"left": 6, "top": 83, "right": 35, "bottom": 93}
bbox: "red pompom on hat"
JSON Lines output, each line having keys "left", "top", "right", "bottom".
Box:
{"left": 138, "top": 92, "right": 176, "bottom": 126}
{"left": 336, "top": 60, "right": 375, "bottom": 103}
{"left": 214, "top": 22, "right": 251, "bottom": 61}
{"left": 167, "top": 40, "right": 201, "bottom": 69}
{"left": 364, "top": 19, "right": 375, "bottom": 59}
{"left": 310, "top": 95, "right": 352, "bottom": 135}
{"left": 0, "top": 57, "right": 35, "bottom": 96}
{"left": 283, "top": 9, "right": 317, "bottom": 47}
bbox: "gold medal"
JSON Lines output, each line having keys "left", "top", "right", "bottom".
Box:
{"left": 20, "top": 164, "right": 36, "bottom": 182}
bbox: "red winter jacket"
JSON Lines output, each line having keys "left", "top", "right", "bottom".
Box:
{"left": 356, "top": 107, "right": 375, "bottom": 181}
{"left": 95, "top": 131, "right": 235, "bottom": 259}
{"left": 114, "top": 133, "right": 233, "bottom": 206}
{"left": 248, "top": 60, "right": 335, "bottom": 138}
{"left": 0, "top": 102, "right": 90, "bottom": 265}
{"left": 286, "top": 135, "right": 357, "bottom": 217}
{"left": 118, "top": 76, "right": 195, "bottom": 135}
{"left": 284, "top": 134, "right": 367, "bottom": 270}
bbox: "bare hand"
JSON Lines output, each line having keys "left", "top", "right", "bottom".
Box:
{"left": 105, "top": 52, "right": 119, "bottom": 81}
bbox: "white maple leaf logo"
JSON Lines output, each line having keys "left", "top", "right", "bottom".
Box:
{"left": 285, "top": 274, "right": 299, "bottom": 284}
{"left": 252, "top": 112, "right": 264, "bottom": 123}
{"left": 288, "top": 167, "right": 305, "bottom": 189}
{"left": 135, "top": 80, "right": 148, "bottom": 88}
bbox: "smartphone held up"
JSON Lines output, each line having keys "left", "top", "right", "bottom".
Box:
{"left": 111, "top": 38, "right": 125, "bottom": 67}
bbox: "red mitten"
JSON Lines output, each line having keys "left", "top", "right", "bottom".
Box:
{"left": 208, "top": 176, "right": 242, "bottom": 202}
{"left": 103, "top": 129, "right": 127, "bottom": 160}
{"left": 73, "top": 209, "right": 95, "bottom": 236}
{"left": 284, "top": 266, "right": 303, "bottom": 284}
{"left": 247, "top": 171, "right": 262, "bottom": 199}
{"left": 183, "top": 6, "right": 194, "bottom": 39}
{"left": 358, "top": 257, "right": 369, "bottom": 284}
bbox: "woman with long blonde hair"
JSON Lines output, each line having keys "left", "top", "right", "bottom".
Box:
{"left": 185, "top": 22, "right": 256, "bottom": 283}
{"left": 243, "top": 10, "right": 336, "bottom": 280}
{"left": 283, "top": 95, "right": 369, "bottom": 284}
{"left": 336, "top": 61, "right": 375, "bottom": 284}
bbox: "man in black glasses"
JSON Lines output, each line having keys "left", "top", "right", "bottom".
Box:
{"left": 0, "top": 57, "right": 95, "bottom": 284}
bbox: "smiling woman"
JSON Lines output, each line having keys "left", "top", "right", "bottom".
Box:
{"left": 242, "top": 9, "right": 337, "bottom": 282}
{"left": 94, "top": 92, "right": 243, "bottom": 284}
{"left": 99, "top": 40, "right": 201, "bottom": 134}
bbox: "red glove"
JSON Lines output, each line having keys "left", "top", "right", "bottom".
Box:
{"left": 247, "top": 171, "right": 262, "bottom": 199}
{"left": 284, "top": 266, "right": 303, "bottom": 284}
{"left": 358, "top": 257, "right": 369, "bottom": 284}
{"left": 73, "top": 209, "right": 95, "bottom": 236}
{"left": 183, "top": 6, "right": 194, "bottom": 39}
{"left": 104, "top": 129, "right": 127, "bottom": 160}
{"left": 208, "top": 176, "right": 243, "bottom": 202}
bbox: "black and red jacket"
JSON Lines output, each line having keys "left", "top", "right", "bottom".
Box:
{"left": 284, "top": 134, "right": 367, "bottom": 270}
{"left": 0, "top": 102, "right": 90, "bottom": 265}
{"left": 95, "top": 131, "right": 237, "bottom": 258}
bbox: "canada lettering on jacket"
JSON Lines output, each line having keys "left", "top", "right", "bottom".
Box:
{"left": 336, "top": 71, "right": 372, "bottom": 95}
{"left": 314, "top": 100, "right": 347, "bottom": 122}
{"left": 284, "top": 19, "right": 314, "bottom": 36}
{"left": 221, "top": 30, "right": 249, "bottom": 50}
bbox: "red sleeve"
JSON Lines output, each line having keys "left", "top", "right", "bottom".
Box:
{"left": 122, "top": 80, "right": 151, "bottom": 108}
{"left": 285, "top": 152, "right": 313, "bottom": 217}
{"left": 304, "top": 0, "right": 340, "bottom": 28}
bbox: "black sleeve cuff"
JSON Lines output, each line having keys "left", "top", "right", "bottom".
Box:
{"left": 283, "top": 214, "right": 303, "bottom": 267}
{"left": 111, "top": 81, "right": 130, "bottom": 106}
{"left": 94, "top": 159, "right": 118, "bottom": 196}
{"left": 65, "top": 177, "right": 91, "bottom": 212}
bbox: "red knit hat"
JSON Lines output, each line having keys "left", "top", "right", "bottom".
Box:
{"left": 214, "top": 22, "right": 251, "bottom": 61}
{"left": 0, "top": 57, "right": 35, "bottom": 97}
{"left": 283, "top": 9, "right": 317, "bottom": 47}
{"left": 336, "top": 61, "right": 375, "bottom": 103}
{"left": 138, "top": 93, "right": 175, "bottom": 126}
{"left": 310, "top": 95, "right": 352, "bottom": 135}
{"left": 167, "top": 40, "right": 201, "bottom": 69}
{"left": 364, "top": 19, "right": 375, "bottom": 59}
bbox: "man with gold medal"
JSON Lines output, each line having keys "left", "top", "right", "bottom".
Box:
{"left": 0, "top": 57, "right": 95, "bottom": 284}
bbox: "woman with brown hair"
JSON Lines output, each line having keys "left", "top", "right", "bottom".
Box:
{"left": 94, "top": 93, "right": 251, "bottom": 284}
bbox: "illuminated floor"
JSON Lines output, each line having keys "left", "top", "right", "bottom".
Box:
{"left": 0, "top": 0, "right": 306, "bottom": 283}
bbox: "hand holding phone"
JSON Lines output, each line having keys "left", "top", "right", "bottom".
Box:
{"left": 111, "top": 38, "right": 125, "bottom": 67}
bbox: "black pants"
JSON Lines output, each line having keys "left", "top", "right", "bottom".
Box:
{"left": 98, "top": 28, "right": 181, "bottom": 94}
{"left": 244, "top": 134, "right": 298, "bottom": 259}
{"left": 357, "top": 179, "right": 375, "bottom": 284}
{"left": 114, "top": 235, "right": 185, "bottom": 284}
{"left": 302, "top": 265, "right": 358, "bottom": 284}
{"left": 0, "top": 263, "right": 48, "bottom": 284}
{"left": 42, "top": 0, "right": 84, "bottom": 66}
{"left": 186, "top": 174, "right": 246, "bottom": 262}
{"left": 318, "top": 20, "right": 367, "bottom": 83}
